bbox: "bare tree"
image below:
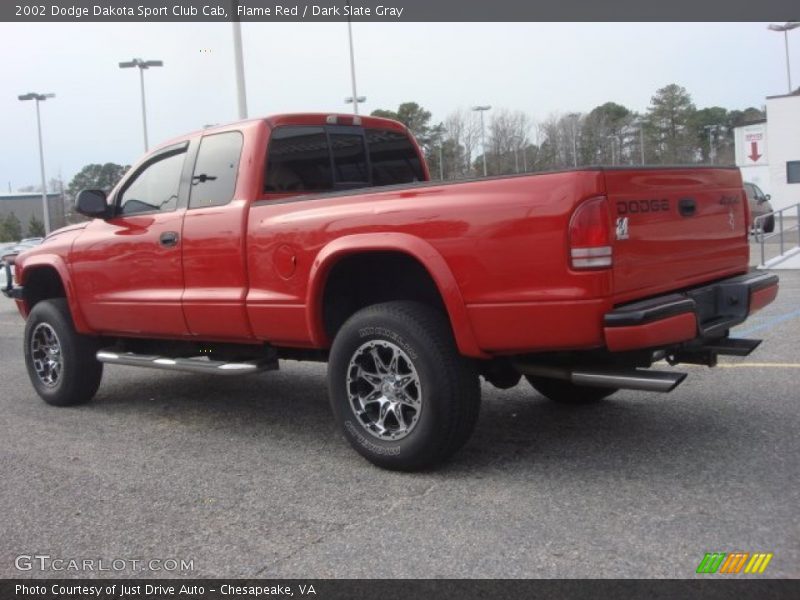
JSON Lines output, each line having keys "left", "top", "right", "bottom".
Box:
{"left": 485, "top": 109, "right": 531, "bottom": 175}
{"left": 443, "top": 108, "right": 481, "bottom": 179}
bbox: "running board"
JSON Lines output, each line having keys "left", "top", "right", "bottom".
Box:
{"left": 513, "top": 363, "right": 686, "bottom": 393}
{"left": 96, "top": 350, "right": 277, "bottom": 376}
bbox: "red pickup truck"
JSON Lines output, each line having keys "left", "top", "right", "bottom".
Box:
{"left": 3, "top": 113, "right": 778, "bottom": 470}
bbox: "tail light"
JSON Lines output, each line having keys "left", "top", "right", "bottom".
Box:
{"left": 569, "top": 196, "right": 612, "bottom": 269}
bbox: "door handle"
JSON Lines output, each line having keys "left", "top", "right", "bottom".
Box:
{"left": 159, "top": 231, "right": 180, "bottom": 247}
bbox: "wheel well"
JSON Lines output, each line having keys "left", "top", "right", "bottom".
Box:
{"left": 322, "top": 252, "right": 448, "bottom": 340}
{"left": 24, "top": 267, "right": 66, "bottom": 308}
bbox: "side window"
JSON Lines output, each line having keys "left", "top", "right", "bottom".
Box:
{"left": 119, "top": 151, "right": 185, "bottom": 215}
{"left": 366, "top": 129, "right": 424, "bottom": 185}
{"left": 743, "top": 183, "right": 755, "bottom": 201}
{"left": 189, "top": 132, "right": 244, "bottom": 209}
{"left": 265, "top": 127, "right": 333, "bottom": 192}
{"left": 330, "top": 132, "right": 368, "bottom": 185}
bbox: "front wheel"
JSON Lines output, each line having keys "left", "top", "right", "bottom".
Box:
{"left": 328, "top": 301, "right": 480, "bottom": 471}
{"left": 525, "top": 375, "right": 618, "bottom": 405}
{"left": 24, "top": 298, "right": 103, "bottom": 406}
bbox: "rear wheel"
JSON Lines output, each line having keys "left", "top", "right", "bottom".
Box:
{"left": 24, "top": 299, "right": 103, "bottom": 406}
{"left": 328, "top": 301, "right": 480, "bottom": 471}
{"left": 525, "top": 375, "right": 618, "bottom": 405}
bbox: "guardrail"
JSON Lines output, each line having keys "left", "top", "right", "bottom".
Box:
{"left": 754, "top": 202, "right": 800, "bottom": 267}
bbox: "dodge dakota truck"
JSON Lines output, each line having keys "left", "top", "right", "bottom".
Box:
{"left": 3, "top": 113, "right": 779, "bottom": 470}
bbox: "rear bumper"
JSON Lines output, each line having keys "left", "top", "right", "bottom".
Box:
{"left": 604, "top": 271, "right": 779, "bottom": 352}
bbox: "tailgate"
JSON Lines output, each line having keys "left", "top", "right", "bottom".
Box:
{"left": 605, "top": 168, "right": 750, "bottom": 302}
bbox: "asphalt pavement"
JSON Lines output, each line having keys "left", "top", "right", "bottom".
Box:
{"left": 0, "top": 270, "right": 798, "bottom": 579}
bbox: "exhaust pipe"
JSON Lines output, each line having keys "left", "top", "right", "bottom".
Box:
{"left": 513, "top": 363, "right": 686, "bottom": 393}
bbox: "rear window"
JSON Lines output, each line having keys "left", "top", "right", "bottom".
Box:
{"left": 265, "top": 127, "right": 333, "bottom": 192}
{"left": 330, "top": 131, "right": 369, "bottom": 185}
{"left": 264, "top": 125, "right": 423, "bottom": 193}
{"left": 366, "top": 128, "right": 424, "bottom": 185}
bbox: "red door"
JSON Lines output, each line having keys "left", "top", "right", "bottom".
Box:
{"left": 71, "top": 145, "right": 191, "bottom": 337}
{"left": 180, "top": 130, "right": 253, "bottom": 340}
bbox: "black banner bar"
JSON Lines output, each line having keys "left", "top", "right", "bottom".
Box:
{"left": 2, "top": 0, "right": 799, "bottom": 22}
{"left": 2, "top": 579, "right": 800, "bottom": 600}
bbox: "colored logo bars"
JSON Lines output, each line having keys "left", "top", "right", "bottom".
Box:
{"left": 696, "top": 552, "right": 773, "bottom": 574}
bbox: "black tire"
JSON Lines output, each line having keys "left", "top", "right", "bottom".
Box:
{"left": 328, "top": 301, "right": 480, "bottom": 471}
{"left": 525, "top": 375, "right": 618, "bottom": 405}
{"left": 24, "top": 298, "right": 103, "bottom": 406}
{"left": 763, "top": 215, "right": 775, "bottom": 234}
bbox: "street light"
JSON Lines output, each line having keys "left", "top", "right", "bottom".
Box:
{"left": 472, "top": 105, "right": 491, "bottom": 177}
{"left": 703, "top": 124, "right": 719, "bottom": 164}
{"left": 18, "top": 92, "right": 55, "bottom": 235}
{"left": 231, "top": 19, "right": 248, "bottom": 120}
{"left": 509, "top": 135, "right": 526, "bottom": 173}
{"left": 346, "top": 1, "right": 361, "bottom": 115}
{"left": 633, "top": 119, "right": 646, "bottom": 165}
{"left": 567, "top": 112, "right": 580, "bottom": 168}
{"left": 429, "top": 125, "right": 446, "bottom": 180}
{"left": 344, "top": 96, "right": 366, "bottom": 111}
{"left": 119, "top": 58, "right": 163, "bottom": 152}
{"left": 768, "top": 22, "right": 800, "bottom": 93}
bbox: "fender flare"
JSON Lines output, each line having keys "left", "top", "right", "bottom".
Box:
{"left": 306, "top": 233, "right": 488, "bottom": 358}
{"left": 19, "top": 254, "right": 92, "bottom": 334}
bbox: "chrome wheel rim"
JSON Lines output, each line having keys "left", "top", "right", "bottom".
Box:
{"left": 346, "top": 340, "right": 423, "bottom": 441}
{"left": 30, "top": 323, "right": 63, "bottom": 388}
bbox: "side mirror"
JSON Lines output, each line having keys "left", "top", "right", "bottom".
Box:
{"left": 76, "top": 189, "right": 109, "bottom": 218}
{"left": 764, "top": 194, "right": 771, "bottom": 202}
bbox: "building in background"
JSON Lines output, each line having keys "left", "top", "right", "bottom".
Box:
{"left": 0, "top": 192, "right": 66, "bottom": 235}
{"left": 734, "top": 89, "right": 800, "bottom": 211}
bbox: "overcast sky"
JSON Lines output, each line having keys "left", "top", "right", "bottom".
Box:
{"left": 0, "top": 21, "right": 795, "bottom": 190}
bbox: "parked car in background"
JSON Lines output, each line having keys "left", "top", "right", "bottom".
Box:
{"left": 1, "top": 243, "right": 18, "bottom": 288}
{"left": 1, "top": 240, "right": 42, "bottom": 288}
{"left": 0, "top": 242, "right": 18, "bottom": 259}
{"left": 744, "top": 182, "right": 775, "bottom": 233}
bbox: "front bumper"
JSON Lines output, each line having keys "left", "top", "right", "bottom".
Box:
{"left": 1, "top": 262, "right": 23, "bottom": 300}
{"left": 604, "top": 271, "right": 779, "bottom": 352}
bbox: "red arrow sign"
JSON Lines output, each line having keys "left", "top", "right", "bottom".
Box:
{"left": 748, "top": 141, "right": 762, "bottom": 162}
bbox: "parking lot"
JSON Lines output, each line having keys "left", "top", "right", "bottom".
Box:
{"left": 0, "top": 269, "right": 798, "bottom": 579}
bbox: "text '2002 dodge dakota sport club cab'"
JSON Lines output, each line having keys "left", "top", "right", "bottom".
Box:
{"left": 3, "top": 113, "right": 779, "bottom": 470}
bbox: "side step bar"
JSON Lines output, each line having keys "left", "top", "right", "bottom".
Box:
{"left": 513, "top": 363, "right": 687, "bottom": 393}
{"left": 96, "top": 350, "right": 277, "bottom": 376}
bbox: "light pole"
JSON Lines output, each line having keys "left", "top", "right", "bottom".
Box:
{"left": 344, "top": 96, "right": 366, "bottom": 113}
{"left": 634, "top": 120, "right": 646, "bottom": 165}
{"left": 346, "top": 1, "right": 361, "bottom": 115}
{"left": 567, "top": 112, "right": 580, "bottom": 168}
{"left": 768, "top": 22, "right": 800, "bottom": 93}
{"left": 232, "top": 20, "right": 248, "bottom": 119}
{"left": 509, "top": 135, "right": 526, "bottom": 174}
{"left": 119, "top": 58, "right": 163, "bottom": 152}
{"left": 703, "top": 125, "right": 718, "bottom": 164}
{"left": 430, "top": 125, "right": 446, "bottom": 180}
{"left": 18, "top": 92, "right": 54, "bottom": 235}
{"left": 472, "top": 105, "right": 491, "bottom": 177}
